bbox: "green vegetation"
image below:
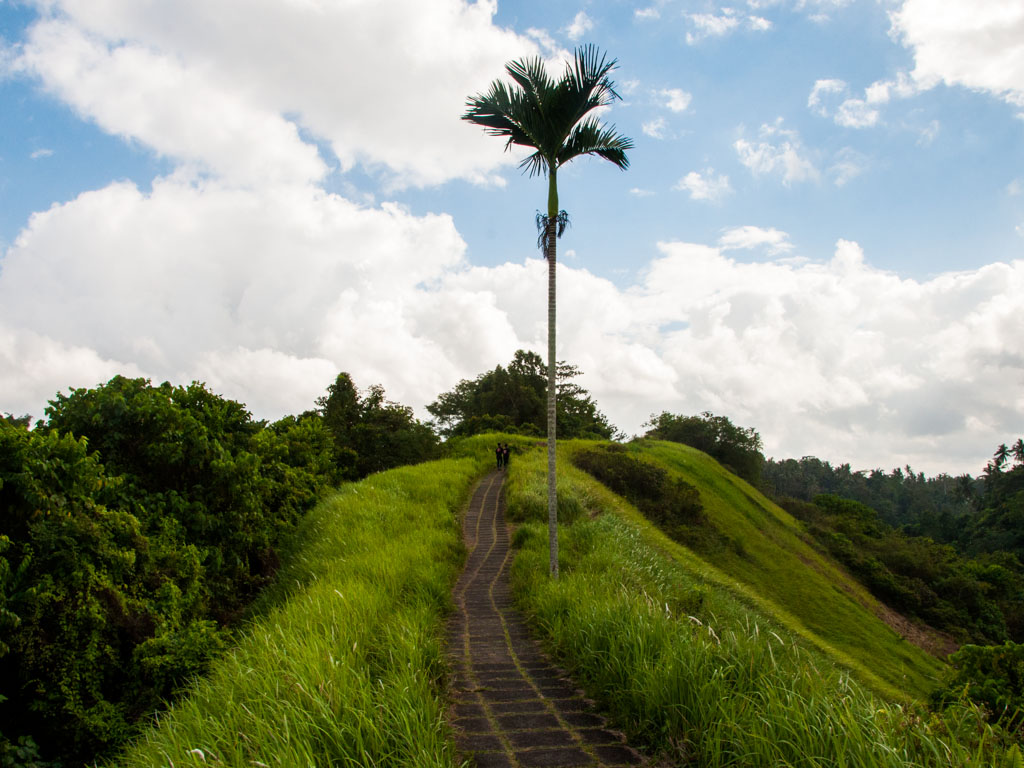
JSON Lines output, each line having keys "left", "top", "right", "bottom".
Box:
{"left": 779, "top": 494, "right": 1024, "bottom": 645}
{"left": 645, "top": 410, "right": 765, "bottom": 485}
{"left": 506, "top": 445, "right": 1023, "bottom": 766}
{"left": 932, "top": 642, "right": 1024, "bottom": 725}
{"left": 315, "top": 372, "right": 439, "bottom": 478}
{"left": 636, "top": 439, "right": 945, "bottom": 699}
{"left": 1, "top": 379, "right": 333, "bottom": 762}
{"left": 106, "top": 437, "right": 496, "bottom": 767}
{"left": 0, "top": 373, "right": 440, "bottom": 765}
{"left": 427, "top": 350, "right": 614, "bottom": 440}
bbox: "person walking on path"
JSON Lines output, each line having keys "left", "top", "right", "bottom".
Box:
{"left": 502, "top": 443, "right": 511, "bottom": 469}
{"left": 496, "top": 443, "right": 504, "bottom": 469}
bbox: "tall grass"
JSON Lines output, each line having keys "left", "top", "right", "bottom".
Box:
{"left": 107, "top": 439, "right": 498, "bottom": 768}
{"left": 506, "top": 448, "right": 1023, "bottom": 767}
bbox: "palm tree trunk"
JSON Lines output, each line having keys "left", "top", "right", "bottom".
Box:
{"left": 547, "top": 167, "right": 558, "bottom": 579}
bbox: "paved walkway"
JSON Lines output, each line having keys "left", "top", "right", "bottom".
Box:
{"left": 446, "top": 470, "right": 644, "bottom": 768}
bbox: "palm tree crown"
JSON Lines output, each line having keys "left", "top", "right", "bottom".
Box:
{"left": 462, "top": 44, "right": 632, "bottom": 212}
{"left": 463, "top": 46, "right": 632, "bottom": 578}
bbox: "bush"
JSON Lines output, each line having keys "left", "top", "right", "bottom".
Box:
{"left": 571, "top": 445, "right": 710, "bottom": 548}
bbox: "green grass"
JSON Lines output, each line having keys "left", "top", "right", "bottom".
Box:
{"left": 506, "top": 445, "right": 1022, "bottom": 767}
{"left": 106, "top": 436, "right": 501, "bottom": 768}
{"left": 633, "top": 439, "right": 946, "bottom": 700}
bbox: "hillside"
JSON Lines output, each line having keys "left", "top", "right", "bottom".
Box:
{"left": 631, "top": 438, "right": 948, "bottom": 700}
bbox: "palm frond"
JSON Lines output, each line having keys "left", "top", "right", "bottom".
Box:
{"left": 559, "top": 117, "right": 634, "bottom": 170}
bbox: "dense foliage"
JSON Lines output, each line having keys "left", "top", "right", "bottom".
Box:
{"left": 315, "top": 372, "right": 439, "bottom": 478}
{"left": 762, "top": 456, "right": 976, "bottom": 541}
{"left": 762, "top": 440, "right": 1024, "bottom": 567}
{"left": 0, "top": 373, "right": 435, "bottom": 765}
{"left": 779, "top": 494, "right": 1024, "bottom": 645}
{"left": 427, "top": 350, "right": 615, "bottom": 440}
{"left": 932, "top": 641, "right": 1024, "bottom": 724}
{"left": 644, "top": 411, "right": 764, "bottom": 484}
{"left": 571, "top": 444, "right": 713, "bottom": 550}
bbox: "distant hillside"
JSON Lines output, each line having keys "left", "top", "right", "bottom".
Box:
{"left": 577, "top": 439, "right": 948, "bottom": 701}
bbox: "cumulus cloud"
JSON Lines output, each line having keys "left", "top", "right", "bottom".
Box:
{"left": 734, "top": 119, "right": 819, "bottom": 185}
{"left": 891, "top": 0, "right": 1024, "bottom": 109}
{"left": 564, "top": 11, "right": 593, "bottom": 40}
{"left": 3, "top": 176, "right": 1022, "bottom": 476}
{"left": 718, "top": 226, "right": 793, "bottom": 255}
{"left": 674, "top": 168, "right": 732, "bottom": 201}
{"left": 11, "top": 0, "right": 539, "bottom": 188}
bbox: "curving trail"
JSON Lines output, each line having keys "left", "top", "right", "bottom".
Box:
{"left": 446, "top": 470, "right": 645, "bottom": 768}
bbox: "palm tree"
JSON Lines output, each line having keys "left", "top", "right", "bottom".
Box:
{"left": 1012, "top": 438, "right": 1024, "bottom": 468}
{"left": 463, "top": 45, "right": 632, "bottom": 577}
{"left": 994, "top": 443, "right": 1010, "bottom": 471}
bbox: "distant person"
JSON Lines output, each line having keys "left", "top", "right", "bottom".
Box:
{"left": 496, "top": 443, "right": 504, "bottom": 469}
{"left": 502, "top": 443, "right": 510, "bottom": 469}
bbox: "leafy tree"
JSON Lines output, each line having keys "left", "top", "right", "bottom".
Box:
{"left": 1, "top": 376, "right": 339, "bottom": 764}
{"left": 426, "top": 350, "right": 614, "bottom": 440}
{"left": 463, "top": 45, "right": 632, "bottom": 577}
{"left": 645, "top": 411, "right": 765, "bottom": 485}
{"left": 316, "top": 372, "right": 439, "bottom": 478}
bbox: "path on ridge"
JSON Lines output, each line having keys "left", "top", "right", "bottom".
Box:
{"left": 446, "top": 470, "right": 645, "bottom": 768}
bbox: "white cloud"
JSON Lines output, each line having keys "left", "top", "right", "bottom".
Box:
{"left": 686, "top": 7, "right": 774, "bottom": 43}
{"left": 808, "top": 78, "right": 846, "bottom": 116}
{"left": 565, "top": 11, "right": 593, "bottom": 41}
{"left": 642, "top": 117, "right": 667, "bottom": 139}
{"left": 1009, "top": 180, "right": 1023, "bottom": 196}
{"left": 835, "top": 98, "right": 880, "bottom": 128}
{"left": 12, "top": 0, "right": 540, "bottom": 188}
{"left": 2, "top": 181, "right": 1023, "bottom": 474}
{"left": 718, "top": 225, "right": 793, "bottom": 255}
{"left": 734, "top": 120, "right": 820, "bottom": 185}
{"left": 809, "top": 73, "right": 919, "bottom": 128}
{"left": 630, "top": 187, "right": 655, "bottom": 197}
{"left": 660, "top": 87, "right": 692, "bottom": 113}
{"left": 675, "top": 168, "right": 732, "bottom": 202}
{"left": 30, "top": 148, "right": 54, "bottom": 159}
{"left": 891, "top": 0, "right": 1024, "bottom": 108}
{"left": 635, "top": 7, "right": 660, "bottom": 20}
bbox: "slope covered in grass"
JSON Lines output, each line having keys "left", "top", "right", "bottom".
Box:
{"left": 106, "top": 434, "right": 516, "bottom": 768}
{"left": 633, "top": 438, "right": 946, "bottom": 700}
{"left": 506, "top": 445, "right": 1020, "bottom": 766}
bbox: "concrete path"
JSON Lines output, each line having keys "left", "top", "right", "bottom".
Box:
{"left": 446, "top": 470, "right": 645, "bottom": 768}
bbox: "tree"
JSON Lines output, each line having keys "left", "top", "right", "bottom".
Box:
{"left": 463, "top": 45, "right": 632, "bottom": 577}
{"left": 645, "top": 411, "right": 765, "bottom": 485}
{"left": 316, "top": 372, "right": 439, "bottom": 478}
{"left": 426, "top": 350, "right": 615, "bottom": 439}
{"left": 1012, "top": 438, "right": 1024, "bottom": 468}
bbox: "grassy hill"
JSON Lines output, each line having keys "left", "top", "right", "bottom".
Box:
{"left": 634, "top": 438, "right": 946, "bottom": 700}
{"left": 506, "top": 440, "right": 1018, "bottom": 765}
{"left": 103, "top": 434, "right": 1020, "bottom": 767}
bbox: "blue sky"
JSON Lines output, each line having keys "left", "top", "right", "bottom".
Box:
{"left": 0, "top": 0, "right": 1022, "bottom": 474}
